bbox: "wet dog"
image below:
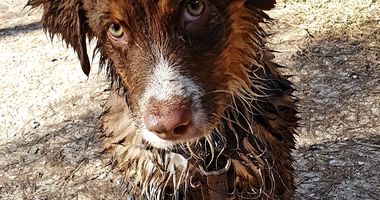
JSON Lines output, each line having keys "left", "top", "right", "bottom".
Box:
{"left": 28, "top": 0, "right": 298, "bottom": 199}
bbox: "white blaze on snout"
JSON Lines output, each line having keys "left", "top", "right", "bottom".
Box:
{"left": 139, "top": 54, "right": 206, "bottom": 149}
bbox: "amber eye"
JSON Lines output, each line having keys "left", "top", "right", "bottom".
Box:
{"left": 108, "top": 23, "right": 124, "bottom": 38}
{"left": 185, "top": 0, "right": 205, "bottom": 19}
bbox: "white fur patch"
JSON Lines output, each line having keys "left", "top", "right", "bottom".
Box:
{"left": 143, "top": 55, "right": 200, "bottom": 100}
{"left": 139, "top": 52, "right": 206, "bottom": 149}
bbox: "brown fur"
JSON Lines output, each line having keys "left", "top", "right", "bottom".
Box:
{"left": 28, "top": 0, "right": 298, "bottom": 199}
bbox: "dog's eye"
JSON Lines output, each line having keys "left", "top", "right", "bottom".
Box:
{"left": 108, "top": 23, "right": 124, "bottom": 38}
{"left": 184, "top": 0, "right": 205, "bottom": 21}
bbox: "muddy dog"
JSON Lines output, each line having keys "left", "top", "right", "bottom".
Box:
{"left": 28, "top": 0, "right": 298, "bottom": 199}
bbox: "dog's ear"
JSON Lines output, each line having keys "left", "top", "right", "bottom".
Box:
{"left": 27, "top": 0, "right": 90, "bottom": 76}
{"left": 245, "top": 0, "right": 276, "bottom": 10}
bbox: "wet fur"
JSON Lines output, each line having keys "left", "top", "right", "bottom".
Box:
{"left": 28, "top": 0, "right": 298, "bottom": 199}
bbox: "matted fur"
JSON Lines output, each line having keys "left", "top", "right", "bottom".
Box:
{"left": 28, "top": 0, "right": 298, "bottom": 199}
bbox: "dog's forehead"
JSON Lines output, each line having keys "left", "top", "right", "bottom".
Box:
{"left": 99, "top": 0, "right": 225, "bottom": 18}
{"left": 96, "top": 0, "right": 187, "bottom": 32}
{"left": 104, "top": 0, "right": 179, "bottom": 15}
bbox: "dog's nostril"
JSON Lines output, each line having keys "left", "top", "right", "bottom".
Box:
{"left": 173, "top": 124, "right": 189, "bottom": 135}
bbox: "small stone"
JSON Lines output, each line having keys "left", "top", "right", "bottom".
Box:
{"left": 97, "top": 172, "right": 107, "bottom": 180}
{"left": 346, "top": 113, "right": 357, "bottom": 122}
{"left": 329, "top": 159, "right": 345, "bottom": 166}
{"left": 29, "top": 146, "right": 39, "bottom": 154}
{"left": 31, "top": 121, "right": 41, "bottom": 129}
{"left": 371, "top": 107, "right": 380, "bottom": 116}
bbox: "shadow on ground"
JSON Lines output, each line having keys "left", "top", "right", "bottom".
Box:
{"left": 288, "top": 19, "right": 380, "bottom": 199}
{"left": 0, "top": 110, "right": 128, "bottom": 200}
{"left": 294, "top": 136, "right": 380, "bottom": 200}
{"left": 0, "top": 22, "right": 42, "bottom": 37}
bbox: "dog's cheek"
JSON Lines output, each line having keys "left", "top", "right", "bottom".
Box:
{"left": 122, "top": 58, "right": 153, "bottom": 112}
{"left": 99, "top": 44, "right": 151, "bottom": 113}
{"left": 201, "top": 76, "right": 230, "bottom": 126}
{"left": 181, "top": 57, "right": 229, "bottom": 129}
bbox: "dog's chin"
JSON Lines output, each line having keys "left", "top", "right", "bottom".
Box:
{"left": 140, "top": 129, "right": 206, "bottom": 150}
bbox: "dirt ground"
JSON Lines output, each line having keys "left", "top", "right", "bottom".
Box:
{"left": 0, "top": 0, "right": 379, "bottom": 199}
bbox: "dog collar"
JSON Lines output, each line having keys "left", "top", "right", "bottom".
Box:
{"left": 187, "top": 155, "right": 233, "bottom": 200}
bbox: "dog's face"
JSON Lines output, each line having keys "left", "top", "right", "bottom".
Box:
{"left": 86, "top": 0, "right": 232, "bottom": 149}
{"left": 29, "top": 0, "right": 276, "bottom": 149}
{"left": 87, "top": 0, "right": 278, "bottom": 149}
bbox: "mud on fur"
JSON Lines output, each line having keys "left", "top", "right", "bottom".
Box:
{"left": 28, "top": 0, "right": 299, "bottom": 199}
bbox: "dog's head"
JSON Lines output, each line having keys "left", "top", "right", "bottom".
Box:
{"left": 28, "top": 0, "right": 276, "bottom": 149}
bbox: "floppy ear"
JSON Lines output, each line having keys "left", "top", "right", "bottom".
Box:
{"left": 27, "top": 0, "right": 90, "bottom": 76}
{"left": 246, "top": 0, "right": 276, "bottom": 10}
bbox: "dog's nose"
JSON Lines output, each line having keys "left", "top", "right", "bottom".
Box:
{"left": 143, "top": 99, "right": 192, "bottom": 139}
